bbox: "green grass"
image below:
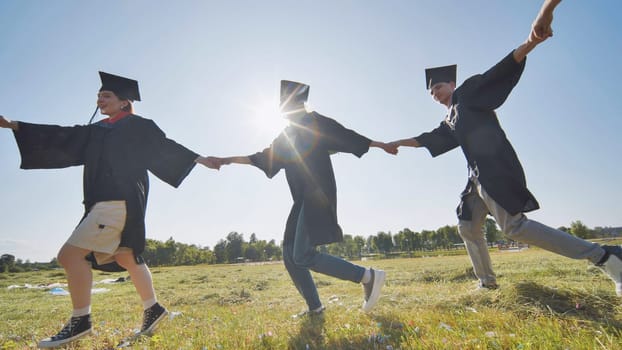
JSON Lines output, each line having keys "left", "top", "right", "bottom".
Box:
{"left": 1, "top": 248, "right": 622, "bottom": 349}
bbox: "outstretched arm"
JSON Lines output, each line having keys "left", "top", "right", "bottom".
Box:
{"left": 195, "top": 155, "right": 252, "bottom": 170}
{"left": 370, "top": 141, "right": 398, "bottom": 155}
{"left": 513, "top": 0, "right": 561, "bottom": 63}
{"left": 0, "top": 116, "right": 19, "bottom": 131}
{"left": 388, "top": 138, "right": 421, "bottom": 149}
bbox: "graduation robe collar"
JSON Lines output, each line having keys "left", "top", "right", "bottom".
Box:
{"left": 103, "top": 111, "right": 132, "bottom": 124}
{"left": 94, "top": 113, "right": 135, "bottom": 129}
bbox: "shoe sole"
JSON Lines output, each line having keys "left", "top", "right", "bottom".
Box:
{"left": 602, "top": 255, "right": 622, "bottom": 296}
{"left": 362, "top": 270, "right": 386, "bottom": 313}
{"left": 37, "top": 328, "right": 92, "bottom": 348}
{"left": 141, "top": 310, "right": 169, "bottom": 334}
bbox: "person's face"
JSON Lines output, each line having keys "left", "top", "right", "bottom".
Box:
{"left": 97, "top": 90, "right": 128, "bottom": 116}
{"left": 429, "top": 81, "right": 455, "bottom": 106}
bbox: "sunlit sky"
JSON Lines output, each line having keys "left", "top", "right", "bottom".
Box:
{"left": 1, "top": 1, "right": 620, "bottom": 262}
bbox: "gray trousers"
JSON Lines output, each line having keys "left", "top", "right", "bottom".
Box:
{"left": 457, "top": 177, "right": 605, "bottom": 285}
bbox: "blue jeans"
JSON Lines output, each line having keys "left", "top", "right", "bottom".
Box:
{"left": 283, "top": 205, "right": 366, "bottom": 310}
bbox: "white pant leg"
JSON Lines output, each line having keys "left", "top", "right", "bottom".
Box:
{"left": 474, "top": 179, "right": 604, "bottom": 263}
{"left": 458, "top": 191, "right": 497, "bottom": 285}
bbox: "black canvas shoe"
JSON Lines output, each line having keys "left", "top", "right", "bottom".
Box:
{"left": 597, "top": 245, "right": 622, "bottom": 296}
{"left": 362, "top": 268, "right": 386, "bottom": 312}
{"left": 38, "top": 314, "right": 92, "bottom": 348}
{"left": 140, "top": 303, "right": 168, "bottom": 334}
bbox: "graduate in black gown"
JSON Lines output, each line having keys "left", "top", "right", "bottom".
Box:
{"left": 202, "top": 80, "right": 397, "bottom": 315}
{"left": 0, "top": 72, "right": 218, "bottom": 348}
{"left": 389, "top": 0, "right": 622, "bottom": 295}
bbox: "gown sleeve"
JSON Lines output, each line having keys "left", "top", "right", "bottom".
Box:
{"left": 414, "top": 121, "right": 459, "bottom": 157}
{"left": 249, "top": 132, "right": 288, "bottom": 179}
{"left": 315, "top": 113, "right": 371, "bottom": 157}
{"left": 142, "top": 120, "right": 199, "bottom": 188}
{"left": 12, "top": 122, "right": 90, "bottom": 169}
{"left": 460, "top": 51, "right": 526, "bottom": 111}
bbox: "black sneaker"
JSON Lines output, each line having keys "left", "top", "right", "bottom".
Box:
{"left": 38, "top": 314, "right": 92, "bottom": 348}
{"left": 141, "top": 303, "right": 168, "bottom": 334}
{"left": 362, "top": 268, "right": 386, "bottom": 312}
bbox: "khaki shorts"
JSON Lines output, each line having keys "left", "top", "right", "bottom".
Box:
{"left": 67, "top": 201, "right": 128, "bottom": 265}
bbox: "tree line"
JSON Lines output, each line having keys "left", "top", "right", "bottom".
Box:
{"left": 1, "top": 220, "right": 619, "bottom": 273}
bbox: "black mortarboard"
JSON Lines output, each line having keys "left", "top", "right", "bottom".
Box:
{"left": 280, "top": 80, "right": 309, "bottom": 107}
{"left": 424, "top": 64, "right": 457, "bottom": 90}
{"left": 99, "top": 71, "right": 141, "bottom": 101}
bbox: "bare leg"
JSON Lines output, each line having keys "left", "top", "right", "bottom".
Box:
{"left": 115, "top": 252, "right": 156, "bottom": 304}
{"left": 57, "top": 244, "right": 92, "bottom": 310}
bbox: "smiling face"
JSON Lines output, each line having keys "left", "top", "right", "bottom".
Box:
{"left": 97, "top": 90, "right": 128, "bottom": 116}
{"left": 429, "top": 81, "right": 456, "bottom": 107}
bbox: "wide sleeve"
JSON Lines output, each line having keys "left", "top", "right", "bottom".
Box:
{"left": 460, "top": 51, "right": 526, "bottom": 111}
{"left": 142, "top": 120, "right": 199, "bottom": 188}
{"left": 12, "top": 122, "right": 90, "bottom": 169}
{"left": 414, "top": 121, "right": 459, "bottom": 157}
{"left": 315, "top": 113, "right": 371, "bottom": 158}
{"left": 248, "top": 133, "right": 288, "bottom": 179}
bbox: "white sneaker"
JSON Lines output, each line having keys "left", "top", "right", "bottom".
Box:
{"left": 600, "top": 246, "right": 622, "bottom": 296}
{"left": 362, "top": 268, "right": 385, "bottom": 312}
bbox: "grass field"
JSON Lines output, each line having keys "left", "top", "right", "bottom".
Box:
{"left": 1, "top": 248, "right": 622, "bottom": 349}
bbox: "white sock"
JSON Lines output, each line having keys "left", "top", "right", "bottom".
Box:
{"left": 311, "top": 305, "right": 324, "bottom": 313}
{"left": 72, "top": 306, "right": 91, "bottom": 318}
{"left": 361, "top": 269, "right": 372, "bottom": 284}
{"left": 142, "top": 298, "right": 157, "bottom": 310}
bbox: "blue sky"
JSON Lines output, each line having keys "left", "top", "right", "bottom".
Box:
{"left": 1, "top": 1, "right": 620, "bottom": 262}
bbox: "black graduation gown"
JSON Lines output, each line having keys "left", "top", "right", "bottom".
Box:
{"left": 249, "top": 112, "right": 371, "bottom": 246}
{"left": 414, "top": 51, "right": 540, "bottom": 220}
{"left": 12, "top": 115, "right": 198, "bottom": 271}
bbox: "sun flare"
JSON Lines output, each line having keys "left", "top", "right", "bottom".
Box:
{"left": 246, "top": 94, "right": 289, "bottom": 135}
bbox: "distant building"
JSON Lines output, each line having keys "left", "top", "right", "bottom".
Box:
{"left": 595, "top": 226, "right": 622, "bottom": 237}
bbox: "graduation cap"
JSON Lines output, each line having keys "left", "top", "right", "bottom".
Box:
{"left": 99, "top": 71, "right": 141, "bottom": 101}
{"left": 425, "top": 64, "right": 457, "bottom": 90}
{"left": 280, "top": 80, "right": 309, "bottom": 108}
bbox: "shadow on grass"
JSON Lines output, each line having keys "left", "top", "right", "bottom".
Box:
{"left": 287, "top": 313, "right": 326, "bottom": 349}
{"left": 503, "top": 281, "right": 622, "bottom": 329}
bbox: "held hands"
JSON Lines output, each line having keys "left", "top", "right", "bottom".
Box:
{"left": 371, "top": 141, "right": 398, "bottom": 155}
{"left": 196, "top": 156, "right": 224, "bottom": 170}
{"left": 196, "top": 156, "right": 236, "bottom": 170}
{"left": 382, "top": 143, "right": 399, "bottom": 155}
{"left": 531, "top": 8, "right": 554, "bottom": 42}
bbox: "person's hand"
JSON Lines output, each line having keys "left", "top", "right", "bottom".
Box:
{"left": 196, "top": 156, "right": 222, "bottom": 170}
{"left": 0, "top": 115, "right": 14, "bottom": 129}
{"left": 530, "top": 9, "right": 554, "bottom": 42}
{"left": 381, "top": 142, "right": 398, "bottom": 155}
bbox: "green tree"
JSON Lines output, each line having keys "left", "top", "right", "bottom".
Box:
{"left": 226, "top": 232, "right": 245, "bottom": 263}
{"left": 0, "top": 254, "right": 16, "bottom": 273}
{"left": 570, "top": 220, "right": 592, "bottom": 239}
{"left": 484, "top": 217, "right": 501, "bottom": 245}
{"left": 213, "top": 239, "right": 227, "bottom": 263}
{"left": 372, "top": 232, "right": 394, "bottom": 255}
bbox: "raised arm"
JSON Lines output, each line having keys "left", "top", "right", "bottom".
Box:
{"left": 513, "top": 0, "right": 561, "bottom": 63}
{"left": 0, "top": 116, "right": 19, "bottom": 131}
{"left": 531, "top": 0, "right": 562, "bottom": 40}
